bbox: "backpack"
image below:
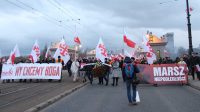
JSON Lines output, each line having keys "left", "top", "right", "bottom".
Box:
{"left": 125, "top": 63, "right": 134, "bottom": 78}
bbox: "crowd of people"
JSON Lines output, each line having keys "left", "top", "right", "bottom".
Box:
{"left": 1, "top": 52, "right": 200, "bottom": 83}
{"left": 1, "top": 52, "right": 200, "bottom": 105}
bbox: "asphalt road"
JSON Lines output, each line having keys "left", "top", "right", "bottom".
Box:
{"left": 40, "top": 80, "right": 200, "bottom": 112}
{"left": 0, "top": 70, "right": 82, "bottom": 112}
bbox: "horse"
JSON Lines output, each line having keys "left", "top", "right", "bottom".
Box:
{"left": 81, "top": 63, "right": 111, "bottom": 85}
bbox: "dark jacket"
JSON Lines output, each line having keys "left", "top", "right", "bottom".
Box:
{"left": 67, "top": 60, "right": 72, "bottom": 69}
{"left": 0, "top": 63, "right": 2, "bottom": 77}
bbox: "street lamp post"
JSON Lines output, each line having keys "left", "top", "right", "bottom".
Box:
{"left": 186, "top": 0, "right": 193, "bottom": 56}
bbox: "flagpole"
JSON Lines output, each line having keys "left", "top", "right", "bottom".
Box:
{"left": 123, "top": 27, "right": 126, "bottom": 55}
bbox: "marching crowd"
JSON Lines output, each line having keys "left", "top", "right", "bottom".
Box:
{"left": 1, "top": 52, "right": 200, "bottom": 83}
{"left": 1, "top": 52, "right": 200, "bottom": 105}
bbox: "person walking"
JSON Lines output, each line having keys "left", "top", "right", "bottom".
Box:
{"left": 71, "top": 59, "right": 80, "bottom": 82}
{"left": 190, "top": 53, "right": 200, "bottom": 80}
{"left": 56, "top": 56, "right": 64, "bottom": 82}
{"left": 0, "top": 61, "right": 2, "bottom": 81}
{"left": 123, "top": 57, "right": 140, "bottom": 105}
{"left": 119, "top": 57, "right": 125, "bottom": 82}
{"left": 67, "top": 59, "right": 72, "bottom": 77}
{"left": 112, "top": 58, "right": 120, "bottom": 86}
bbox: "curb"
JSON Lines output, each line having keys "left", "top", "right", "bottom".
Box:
{"left": 188, "top": 82, "right": 200, "bottom": 91}
{"left": 24, "top": 82, "right": 88, "bottom": 112}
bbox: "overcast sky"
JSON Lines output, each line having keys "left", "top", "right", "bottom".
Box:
{"left": 0, "top": 0, "right": 200, "bottom": 56}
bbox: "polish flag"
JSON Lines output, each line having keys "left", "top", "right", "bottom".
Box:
{"left": 29, "top": 41, "right": 40, "bottom": 63}
{"left": 54, "top": 39, "right": 70, "bottom": 64}
{"left": 7, "top": 45, "right": 20, "bottom": 64}
{"left": 123, "top": 35, "right": 136, "bottom": 48}
{"left": 96, "top": 38, "right": 108, "bottom": 63}
{"left": 74, "top": 37, "right": 81, "bottom": 45}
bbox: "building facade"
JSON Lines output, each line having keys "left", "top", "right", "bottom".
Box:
{"left": 148, "top": 32, "right": 168, "bottom": 58}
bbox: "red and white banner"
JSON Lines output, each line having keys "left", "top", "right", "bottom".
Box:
{"left": 137, "top": 64, "right": 188, "bottom": 85}
{"left": 1, "top": 63, "right": 62, "bottom": 80}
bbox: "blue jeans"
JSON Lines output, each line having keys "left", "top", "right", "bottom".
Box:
{"left": 126, "top": 79, "right": 137, "bottom": 103}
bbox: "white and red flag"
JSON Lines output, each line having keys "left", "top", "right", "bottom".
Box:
{"left": 96, "top": 38, "right": 108, "bottom": 63}
{"left": 123, "top": 34, "right": 136, "bottom": 48}
{"left": 7, "top": 44, "right": 20, "bottom": 64}
{"left": 53, "top": 39, "right": 70, "bottom": 64}
{"left": 142, "top": 35, "right": 150, "bottom": 52}
{"left": 29, "top": 40, "right": 40, "bottom": 63}
{"left": 74, "top": 36, "right": 81, "bottom": 45}
{"left": 142, "top": 35, "right": 156, "bottom": 64}
{"left": 146, "top": 52, "right": 156, "bottom": 64}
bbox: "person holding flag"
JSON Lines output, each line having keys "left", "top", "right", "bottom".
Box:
{"left": 54, "top": 38, "right": 70, "bottom": 82}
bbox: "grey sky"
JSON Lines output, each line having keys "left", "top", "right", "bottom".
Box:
{"left": 0, "top": 0, "right": 200, "bottom": 56}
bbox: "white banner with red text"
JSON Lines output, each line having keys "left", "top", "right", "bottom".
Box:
{"left": 1, "top": 63, "right": 62, "bottom": 79}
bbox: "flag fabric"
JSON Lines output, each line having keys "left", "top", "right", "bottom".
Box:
{"left": 142, "top": 35, "right": 150, "bottom": 52}
{"left": 7, "top": 45, "right": 20, "bottom": 64}
{"left": 146, "top": 52, "right": 156, "bottom": 64}
{"left": 53, "top": 39, "right": 70, "bottom": 64}
{"left": 141, "top": 35, "right": 156, "bottom": 64}
{"left": 29, "top": 41, "right": 40, "bottom": 63}
{"left": 146, "top": 44, "right": 156, "bottom": 64}
{"left": 7, "top": 51, "right": 13, "bottom": 64}
{"left": 96, "top": 38, "right": 108, "bottom": 63}
{"left": 29, "top": 51, "right": 37, "bottom": 63}
{"left": 123, "top": 35, "right": 136, "bottom": 48}
{"left": 74, "top": 37, "right": 81, "bottom": 45}
{"left": 123, "top": 35, "right": 127, "bottom": 43}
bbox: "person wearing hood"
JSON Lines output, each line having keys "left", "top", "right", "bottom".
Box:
{"left": 123, "top": 57, "right": 140, "bottom": 105}
{"left": 112, "top": 58, "right": 120, "bottom": 86}
{"left": 71, "top": 59, "right": 80, "bottom": 82}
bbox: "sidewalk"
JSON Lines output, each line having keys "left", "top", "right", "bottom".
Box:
{"left": 188, "top": 75, "right": 200, "bottom": 91}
